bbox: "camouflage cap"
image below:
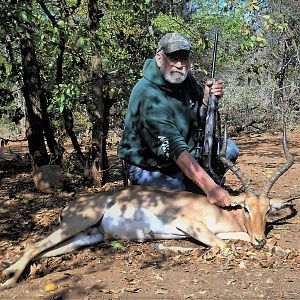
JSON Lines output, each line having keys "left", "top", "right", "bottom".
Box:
{"left": 157, "top": 33, "right": 193, "bottom": 54}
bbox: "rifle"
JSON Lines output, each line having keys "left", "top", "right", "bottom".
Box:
{"left": 194, "top": 30, "right": 224, "bottom": 185}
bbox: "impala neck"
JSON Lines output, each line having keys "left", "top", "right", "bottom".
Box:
{"left": 222, "top": 206, "right": 247, "bottom": 232}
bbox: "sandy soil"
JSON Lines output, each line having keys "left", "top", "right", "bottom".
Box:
{"left": 0, "top": 128, "right": 299, "bottom": 300}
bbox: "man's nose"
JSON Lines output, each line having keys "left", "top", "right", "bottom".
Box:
{"left": 173, "top": 61, "right": 184, "bottom": 68}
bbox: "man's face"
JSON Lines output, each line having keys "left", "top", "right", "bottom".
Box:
{"left": 156, "top": 50, "right": 191, "bottom": 84}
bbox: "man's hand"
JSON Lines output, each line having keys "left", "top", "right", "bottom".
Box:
{"left": 176, "top": 151, "right": 231, "bottom": 208}
{"left": 203, "top": 79, "right": 224, "bottom": 106}
{"left": 206, "top": 185, "right": 231, "bottom": 207}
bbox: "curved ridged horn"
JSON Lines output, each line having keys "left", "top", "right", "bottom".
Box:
{"left": 260, "top": 122, "right": 294, "bottom": 198}
{"left": 219, "top": 123, "right": 256, "bottom": 196}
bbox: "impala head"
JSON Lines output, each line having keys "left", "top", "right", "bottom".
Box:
{"left": 237, "top": 194, "right": 270, "bottom": 248}
{"left": 220, "top": 122, "right": 294, "bottom": 249}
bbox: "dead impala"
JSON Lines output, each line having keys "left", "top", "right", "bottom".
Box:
{"left": 1, "top": 125, "right": 294, "bottom": 287}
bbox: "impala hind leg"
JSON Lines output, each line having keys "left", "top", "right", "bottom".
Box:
{"left": 2, "top": 228, "right": 68, "bottom": 287}
{"left": 2, "top": 199, "right": 107, "bottom": 287}
{"left": 2, "top": 227, "right": 103, "bottom": 287}
{"left": 2, "top": 229, "right": 101, "bottom": 287}
{"left": 37, "top": 227, "right": 104, "bottom": 258}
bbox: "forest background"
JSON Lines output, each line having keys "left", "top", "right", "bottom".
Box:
{"left": 0, "top": 0, "right": 299, "bottom": 187}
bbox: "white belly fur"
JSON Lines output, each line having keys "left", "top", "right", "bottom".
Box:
{"left": 100, "top": 205, "right": 186, "bottom": 241}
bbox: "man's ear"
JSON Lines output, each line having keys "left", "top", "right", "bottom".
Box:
{"left": 155, "top": 52, "right": 163, "bottom": 68}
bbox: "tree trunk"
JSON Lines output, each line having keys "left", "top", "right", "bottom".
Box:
{"left": 63, "top": 107, "right": 85, "bottom": 165}
{"left": 20, "top": 36, "right": 49, "bottom": 167}
{"left": 36, "top": 0, "right": 67, "bottom": 164}
{"left": 85, "top": 0, "right": 109, "bottom": 187}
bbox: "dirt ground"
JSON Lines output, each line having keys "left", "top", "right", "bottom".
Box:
{"left": 0, "top": 128, "right": 299, "bottom": 300}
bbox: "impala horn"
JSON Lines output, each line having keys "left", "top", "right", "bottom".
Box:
{"left": 219, "top": 122, "right": 256, "bottom": 196}
{"left": 260, "top": 121, "right": 294, "bottom": 198}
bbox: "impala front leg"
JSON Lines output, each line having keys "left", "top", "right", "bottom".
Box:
{"left": 176, "top": 221, "right": 227, "bottom": 249}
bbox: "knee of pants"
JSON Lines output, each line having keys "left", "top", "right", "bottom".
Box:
{"left": 128, "top": 165, "right": 185, "bottom": 191}
{"left": 226, "top": 139, "right": 239, "bottom": 163}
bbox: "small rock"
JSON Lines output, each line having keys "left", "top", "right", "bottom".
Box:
{"left": 260, "top": 260, "right": 272, "bottom": 268}
{"left": 272, "top": 246, "right": 286, "bottom": 257}
{"left": 239, "top": 261, "right": 247, "bottom": 269}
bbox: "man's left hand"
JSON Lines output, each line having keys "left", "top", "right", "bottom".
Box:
{"left": 203, "top": 79, "right": 225, "bottom": 106}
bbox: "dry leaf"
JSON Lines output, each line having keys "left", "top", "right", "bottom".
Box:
{"left": 100, "top": 289, "right": 119, "bottom": 294}
{"left": 222, "top": 247, "right": 231, "bottom": 256}
{"left": 184, "top": 294, "right": 195, "bottom": 299}
{"left": 266, "top": 278, "right": 273, "bottom": 284}
{"left": 198, "top": 290, "right": 207, "bottom": 295}
{"left": 124, "top": 287, "right": 140, "bottom": 293}
{"left": 155, "top": 288, "right": 168, "bottom": 295}
{"left": 227, "top": 279, "right": 236, "bottom": 285}
{"left": 266, "top": 238, "right": 277, "bottom": 247}
{"left": 273, "top": 234, "right": 281, "bottom": 240}
{"left": 260, "top": 260, "right": 272, "bottom": 268}
{"left": 29, "top": 263, "right": 39, "bottom": 277}
{"left": 153, "top": 273, "right": 164, "bottom": 281}
{"left": 246, "top": 250, "right": 256, "bottom": 257}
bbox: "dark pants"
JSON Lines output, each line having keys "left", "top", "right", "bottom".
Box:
{"left": 128, "top": 139, "right": 239, "bottom": 193}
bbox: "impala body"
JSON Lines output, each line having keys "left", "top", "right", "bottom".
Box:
{"left": 1, "top": 125, "right": 294, "bottom": 287}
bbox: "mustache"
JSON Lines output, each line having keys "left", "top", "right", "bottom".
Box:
{"left": 170, "top": 70, "right": 185, "bottom": 76}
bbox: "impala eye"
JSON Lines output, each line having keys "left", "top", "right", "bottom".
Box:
{"left": 243, "top": 205, "right": 250, "bottom": 214}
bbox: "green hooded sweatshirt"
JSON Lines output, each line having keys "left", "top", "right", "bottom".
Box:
{"left": 118, "top": 58, "right": 204, "bottom": 170}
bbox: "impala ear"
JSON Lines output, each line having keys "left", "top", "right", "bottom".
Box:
{"left": 269, "top": 198, "right": 294, "bottom": 212}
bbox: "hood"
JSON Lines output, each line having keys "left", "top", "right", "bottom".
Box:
{"left": 143, "top": 58, "right": 193, "bottom": 93}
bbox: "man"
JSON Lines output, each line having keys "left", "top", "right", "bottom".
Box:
{"left": 118, "top": 33, "right": 239, "bottom": 207}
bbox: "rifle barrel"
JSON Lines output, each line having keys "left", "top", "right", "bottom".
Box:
{"left": 210, "top": 30, "right": 219, "bottom": 80}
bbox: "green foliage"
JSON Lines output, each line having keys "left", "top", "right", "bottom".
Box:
{"left": 95, "top": 1, "right": 155, "bottom": 83}
{"left": 221, "top": 74, "right": 278, "bottom": 130}
{"left": 50, "top": 83, "right": 82, "bottom": 113}
{"left": 152, "top": 13, "right": 185, "bottom": 33}
{"left": 110, "top": 241, "right": 124, "bottom": 249}
{"left": 0, "top": 0, "right": 299, "bottom": 140}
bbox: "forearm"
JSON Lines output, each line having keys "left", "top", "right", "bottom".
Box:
{"left": 176, "top": 150, "right": 230, "bottom": 207}
{"left": 175, "top": 150, "right": 218, "bottom": 194}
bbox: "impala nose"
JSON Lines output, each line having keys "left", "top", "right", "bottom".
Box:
{"left": 253, "top": 238, "right": 266, "bottom": 249}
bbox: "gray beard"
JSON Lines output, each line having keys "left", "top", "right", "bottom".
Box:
{"left": 164, "top": 71, "right": 188, "bottom": 84}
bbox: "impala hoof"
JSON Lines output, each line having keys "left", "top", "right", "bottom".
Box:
{"left": 1, "top": 277, "right": 17, "bottom": 288}
{"left": 1, "top": 268, "right": 19, "bottom": 288}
